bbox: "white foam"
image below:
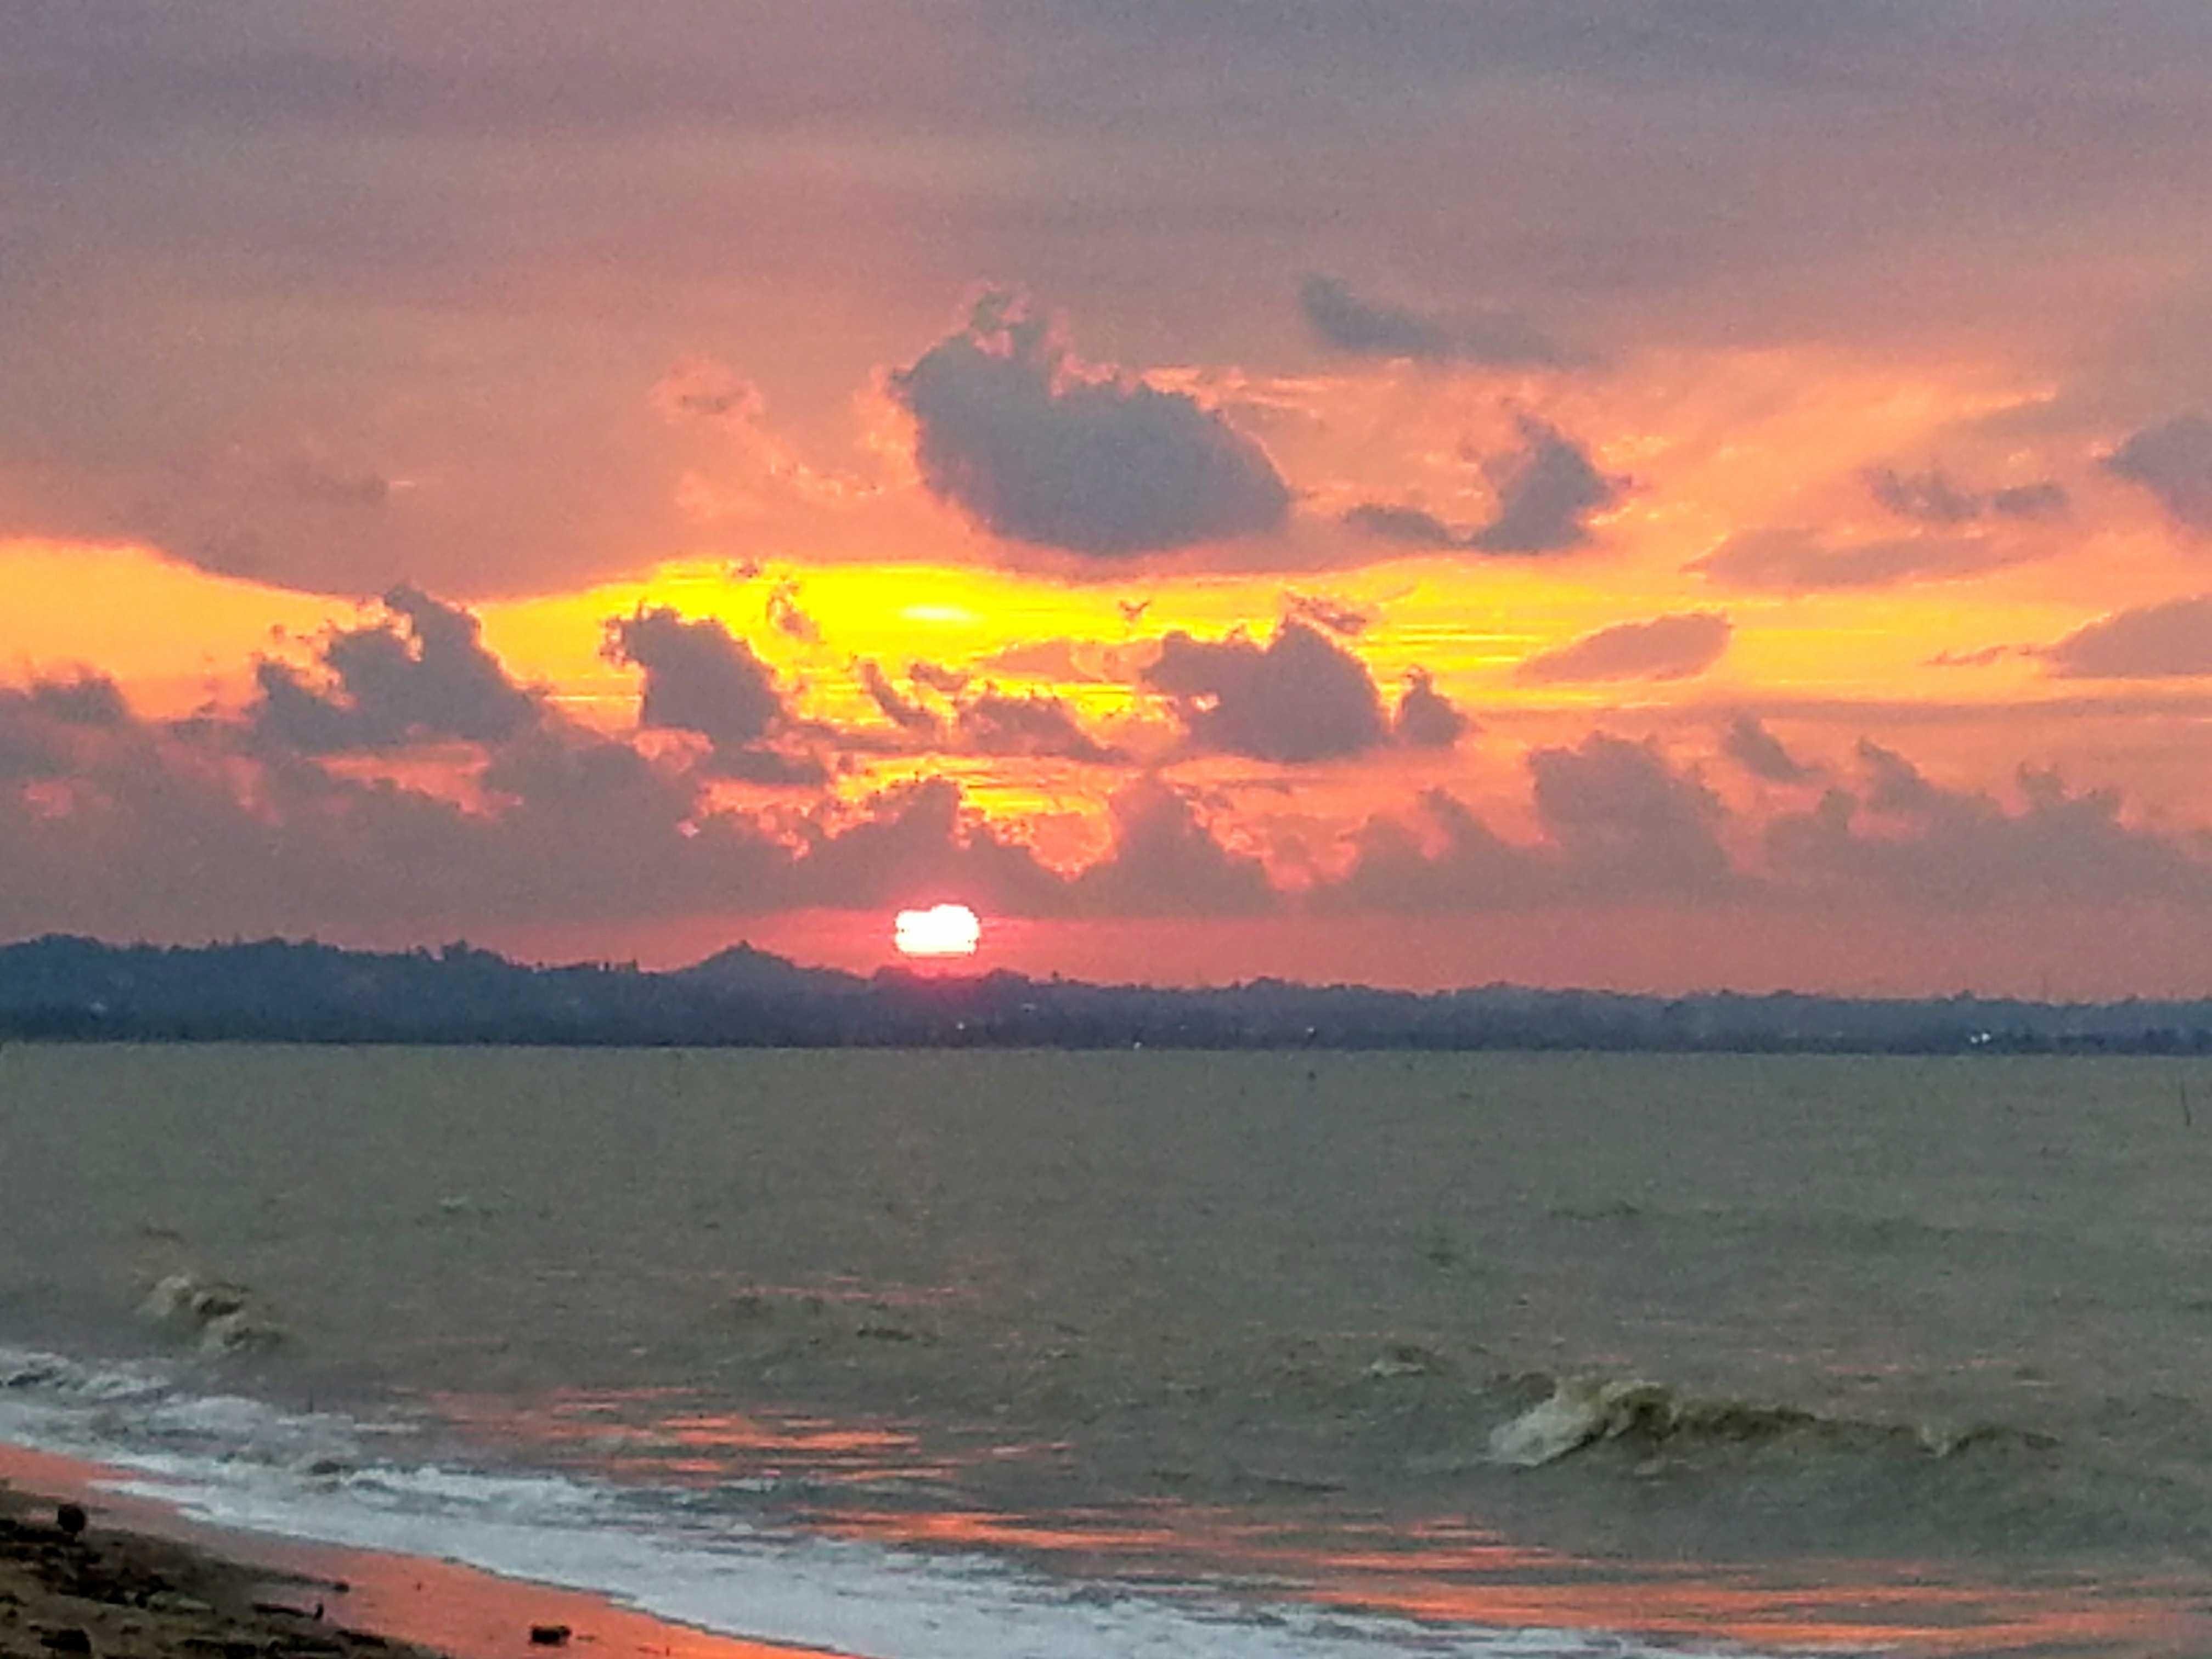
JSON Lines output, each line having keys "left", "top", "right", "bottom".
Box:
{"left": 0, "top": 1345, "right": 1781, "bottom": 1659}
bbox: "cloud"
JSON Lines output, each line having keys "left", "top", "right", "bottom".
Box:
{"left": 251, "top": 585, "right": 539, "bottom": 753}
{"left": 852, "top": 661, "right": 1118, "bottom": 760}
{"left": 1767, "top": 741, "right": 2212, "bottom": 910}
{"left": 886, "top": 289, "right": 1290, "bottom": 556}
{"left": 2041, "top": 595, "right": 2212, "bottom": 679}
{"left": 1344, "top": 417, "right": 1623, "bottom": 555}
{"left": 1316, "top": 789, "right": 1544, "bottom": 913}
{"left": 1528, "top": 732, "right": 1735, "bottom": 897}
{"left": 1393, "top": 669, "right": 1469, "bottom": 748}
{"left": 0, "top": 672, "right": 131, "bottom": 780}
{"left": 1864, "top": 466, "right": 2068, "bottom": 526}
{"left": 955, "top": 689, "right": 1119, "bottom": 762}
{"left": 974, "top": 637, "right": 1155, "bottom": 684}
{"left": 0, "top": 686, "right": 1256, "bottom": 937}
{"left": 909, "top": 660, "right": 972, "bottom": 696}
{"left": 1925, "top": 644, "right": 2020, "bottom": 669}
{"left": 24, "top": 671, "right": 129, "bottom": 729}
{"left": 856, "top": 659, "right": 939, "bottom": 735}
{"left": 1517, "top": 611, "right": 1731, "bottom": 684}
{"left": 1283, "top": 590, "right": 1370, "bottom": 637}
{"left": 1317, "top": 733, "right": 1735, "bottom": 911}
{"left": 1472, "top": 417, "right": 1624, "bottom": 552}
{"left": 600, "top": 607, "right": 799, "bottom": 764}
{"left": 784, "top": 777, "right": 1071, "bottom": 917}
{"left": 1721, "top": 713, "right": 1816, "bottom": 783}
{"left": 1341, "top": 503, "right": 1466, "bottom": 549}
{"left": 1688, "top": 527, "right": 2022, "bottom": 591}
{"left": 1990, "top": 482, "right": 2070, "bottom": 520}
{"left": 2104, "top": 415, "right": 2212, "bottom": 529}
{"left": 1069, "top": 780, "right": 1276, "bottom": 916}
{"left": 1297, "top": 275, "right": 1562, "bottom": 368}
{"left": 1143, "top": 619, "right": 1387, "bottom": 763}
{"left": 0, "top": 708, "right": 810, "bottom": 939}
{"left": 765, "top": 579, "right": 822, "bottom": 644}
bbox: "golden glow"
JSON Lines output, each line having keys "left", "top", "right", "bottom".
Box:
{"left": 893, "top": 903, "right": 983, "bottom": 957}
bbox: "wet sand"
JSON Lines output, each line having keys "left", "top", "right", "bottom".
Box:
{"left": 0, "top": 1446, "right": 842, "bottom": 1659}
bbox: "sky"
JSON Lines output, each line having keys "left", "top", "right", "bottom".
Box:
{"left": 10, "top": 2, "right": 2212, "bottom": 995}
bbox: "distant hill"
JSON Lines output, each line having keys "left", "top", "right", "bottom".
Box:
{"left": 2, "top": 934, "right": 2211, "bottom": 1054}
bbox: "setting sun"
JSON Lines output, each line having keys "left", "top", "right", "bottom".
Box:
{"left": 893, "top": 904, "right": 983, "bottom": 958}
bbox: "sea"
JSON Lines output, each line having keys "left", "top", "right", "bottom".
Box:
{"left": 2, "top": 1044, "right": 2209, "bottom": 1657}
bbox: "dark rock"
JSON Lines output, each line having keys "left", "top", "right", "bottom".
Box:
{"left": 40, "top": 1628, "right": 92, "bottom": 1654}
{"left": 527, "top": 1624, "right": 571, "bottom": 1646}
{"left": 54, "top": 1504, "right": 87, "bottom": 1539}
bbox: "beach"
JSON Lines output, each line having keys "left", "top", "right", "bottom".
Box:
{"left": 0, "top": 1445, "right": 837, "bottom": 1659}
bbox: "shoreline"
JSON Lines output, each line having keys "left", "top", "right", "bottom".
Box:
{"left": 0, "top": 1444, "right": 842, "bottom": 1659}
{"left": 7, "top": 1434, "right": 2208, "bottom": 1659}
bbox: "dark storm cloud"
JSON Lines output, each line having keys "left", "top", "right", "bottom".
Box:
{"left": 1864, "top": 466, "right": 2069, "bottom": 526}
{"left": 1344, "top": 419, "right": 1622, "bottom": 556}
{"left": 1297, "top": 276, "right": 1563, "bottom": 368}
{"left": 2104, "top": 415, "right": 2212, "bottom": 530}
{"left": 887, "top": 290, "right": 1291, "bottom": 557}
{"left": 1517, "top": 612, "right": 1731, "bottom": 684}
{"left": 1143, "top": 620, "right": 1387, "bottom": 763}
{"left": 601, "top": 607, "right": 790, "bottom": 752}
{"left": 1688, "top": 527, "right": 2024, "bottom": 591}
{"left": 1393, "top": 669, "right": 1469, "bottom": 749}
{"left": 2040, "top": 595, "right": 2212, "bottom": 679}
{"left": 251, "top": 585, "right": 539, "bottom": 753}
{"left": 1721, "top": 713, "right": 1817, "bottom": 783}
{"left": 1766, "top": 741, "right": 2212, "bottom": 909}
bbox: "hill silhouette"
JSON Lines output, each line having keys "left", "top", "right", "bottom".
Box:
{"left": 4, "top": 934, "right": 2212, "bottom": 1054}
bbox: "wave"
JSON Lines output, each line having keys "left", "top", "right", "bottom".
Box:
{"left": 139, "top": 1272, "right": 285, "bottom": 1356}
{"left": 0, "top": 1344, "right": 1760, "bottom": 1659}
{"left": 1485, "top": 1374, "right": 2058, "bottom": 1469}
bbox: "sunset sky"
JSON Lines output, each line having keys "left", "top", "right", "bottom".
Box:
{"left": 12, "top": 4, "right": 2212, "bottom": 994}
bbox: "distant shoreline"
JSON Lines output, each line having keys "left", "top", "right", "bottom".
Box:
{"left": 6, "top": 934, "right": 2212, "bottom": 1056}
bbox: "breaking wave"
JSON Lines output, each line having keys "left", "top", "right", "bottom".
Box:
{"left": 1485, "top": 1373, "right": 2058, "bottom": 1469}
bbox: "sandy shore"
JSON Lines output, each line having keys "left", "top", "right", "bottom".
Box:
{"left": 0, "top": 1479, "right": 420, "bottom": 1659}
{"left": 0, "top": 1446, "right": 838, "bottom": 1659}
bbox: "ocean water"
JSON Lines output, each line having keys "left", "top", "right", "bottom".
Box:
{"left": 2, "top": 1044, "right": 2210, "bottom": 1656}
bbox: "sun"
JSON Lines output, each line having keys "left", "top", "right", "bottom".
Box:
{"left": 893, "top": 903, "right": 983, "bottom": 958}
